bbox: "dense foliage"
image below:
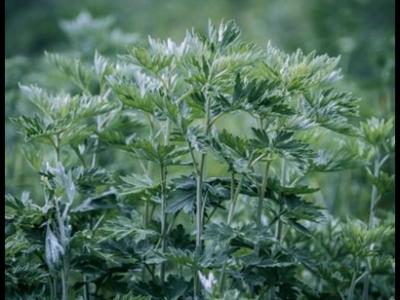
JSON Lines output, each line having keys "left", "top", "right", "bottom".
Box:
{"left": 5, "top": 16, "right": 395, "bottom": 300}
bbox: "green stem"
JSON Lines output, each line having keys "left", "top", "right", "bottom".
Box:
{"left": 91, "top": 137, "right": 99, "bottom": 168}
{"left": 159, "top": 112, "right": 170, "bottom": 284}
{"left": 204, "top": 206, "right": 217, "bottom": 225}
{"left": 55, "top": 135, "right": 61, "bottom": 162}
{"left": 275, "top": 203, "right": 283, "bottom": 243}
{"left": 194, "top": 166, "right": 204, "bottom": 298}
{"left": 144, "top": 114, "right": 155, "bottom": 229}
{"left": 230, "top": 171, "right": 235, "bottom": 204}
{"left": 361, "top": 151, "right": 382, "bottom": 300}
{"left": 91, "top": 116, "right": 101, "bottom": 168}
{"left": 149, "top": 204, "right": 156, "bottom": 224}
{"left": 367, "top": 153, "right": 381, "bottom": 229}
{"left": 160, "top": 163, "right": 167, "bottom": 284}
{"left": 194, "top": 93, "right": 211, "bottom": 299}
{"left": 56, "top": 202, "right": 70, "bottom": 300}
{"left": 83, "top": 216, "right": 91, "bottom": 299}
{"left": 219, "top": 173, "right": 245, "bottom": 294}
{"left": 54, "top": 134, "right": 70, "bottom": 300}
{"left": 255, "top": 118, "right": 269, "bottom": 227}
{"left": 275, "top": 158, "right": 287, "bottom": 247}
{"left": 227, "top": 175, "right": 245, "bottom": 224}
{"left": 167, "top": 211, "right": 180, "bottom": 234}
{"left": 347, "top": 272, "right": 357, "bottom": 300}
{"left": 255, "top": 160, "right": 271, "bottom": 255}
{"left": 257, "top": 160, "right": 271, "bottom": 226}
{"left": 72, "top": 146, "right": 87, "bottom": 168}
{"left": 208, "top": 112, "right": 224, "bottom": 130}
{"left": 49, "top": 277, "right": 56, "bottom": 300}
{"left": 83, "top": 274, "right": 89, "bottom": 300}
{"left": 348, "top": 258, "right": 366, "bottom": 300}
{"left": 196, "top": 151, "right": 207, "bottom": 252}
{"left": 144, "top": 200, "right": 150, "bottom": 228}
{"left": 144, "top": 264, "right": 157, "bottom": 282}
{"left": 271, "top": 158, "right": 287, "bottom": 298}
{"left": 60, "top": 269, "right": 68, "bottom": 300}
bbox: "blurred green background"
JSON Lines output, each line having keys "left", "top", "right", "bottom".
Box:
{"left": 5, "top": 0, "right": 395, "bottom": 220}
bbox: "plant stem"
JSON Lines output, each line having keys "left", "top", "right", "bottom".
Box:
{"left": 159, "top": 115, "right": 171, "bottom": 283}
{"left": 227, "top": 175, "right": 245, "bottom": 224}
{"left": 49, "top": 277, "right": 56, "bottom": 300}
{"left": 194, "top": 154, "right": 206, "bottom": 298}
{"left": 167, "top": 211, "right": 180, "bottom": 234}
{"left": 60, "top": 269, "right": 68, "bottom": 300}
{"left": 194, "top": 93, "right": 211, "bottom": 299}
{"left": 196, "top": 153, "right": 206, "bottom": 250}
{"left": 83, "top": 274, "right": 89, "bottom": 300}
{"left": 56, "top": 204, "right": 70, "bottom": 300}
{"left": 204, "top": 206, "right": 217, "bottom": 225}
{"left": 347, "top": 272, "right": 357, "bottom": 300}
{"left": 144, "top": 199, "right": 150, "bottom": 228}
{"left": 367, "top": 152, "right": 381, "bottom": 229}
{"left": 254, "top": 160, "right": 271, "bottom": 255}
{"left": 361, "top": 151, "right": 381, "bottom": 300}
{"left": 55, "top": 135, "right": 61, "bottom": 162}
{"left": 91, "top": 116, "right": 101, "bottom": 168}
{"left": 83, "top": 220, "right": 91, "bottom": 300}
{"left": 347, "top": 258, "right": 367, "bottom": 300}
{"left": 159, "top": 113, "right": 171, "bottom": 284}
{"left": 194, "top": 172, "right": 202, "bottom": 298}
{"left": 257, "top": 160, "right": 271, "bottom": 226}
{"left": 149, "top": 204, "right": 156, "bottom": 223}
{"left": 144, "top": 114, "right": 155, "bottom": 230}
{"left": 53, "top": 135, "right": 70, "bottom": 300}
{"left": 275, "top": 203, "right": 283, "bottom": 242}
{"left": 91, "top": 138, "right": 98, "bottom": 168}
{"left": 275, "top": 158, "right": 287, "bottom": 246}
{"left": 219, "top": 173, "right": 245, "bottom": 294}
{"left": 144, "top": 264, "right": 157, "bottom": 282}
{"left": 72, "top": 146, "right": 87, "bottom": 167}
{"left": 230, "top": 171, "right": 235, "bottom": 203}
{"left": 160, "top": 163, "right": 167, "bottom": 285}
{"left": 271, "top": 158, "right": 287, "bottom": 298}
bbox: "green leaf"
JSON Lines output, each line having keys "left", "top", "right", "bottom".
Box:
{"left": 162, "top": 247, "right": 196, "bottom": 268}
{"left": 212, "top": 129, "right": 252, "bottom": 172}
{"left": 361, "top": 117, "right": 394, "bottom": 146}
{"left": 127, "top": 45, "right": 173, "bottom": 72}
{"left": 203, "top": 223, "right": 235, "bottom": 243}
{"left": 45, "top": 52, "right": 95, "bottom": 91}
{"left": 10, "top": 115, "right": 58, "bottom": 143}
{"left": 166, "top": 189, "right": 195, "bottom": 214}
{"left": 108, "top": 76, "right": 158, "bottom": 114}
{"left": 366, "top": 170, "right": 395, "bottom": 193}
{"left": 72, "top": 189, "right": 117, "bottom": 213}
{"left": 207, "top": 20, "right": 241, "bottom": 50}
{"left": 303, "top": 88, "right": 360, "bottom": 136}
{"left": 251, "top": 126, "right": 314, "bottom": 165}
{"left": 166, "top": 176, "right": 229, "bottom": 214}
{"left": 97, "top": 214, "right": 157, "bottom": 243}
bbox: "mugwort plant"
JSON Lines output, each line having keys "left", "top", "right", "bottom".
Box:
{"left": 6, "top": 19, "right": 394, "bottom": 299}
